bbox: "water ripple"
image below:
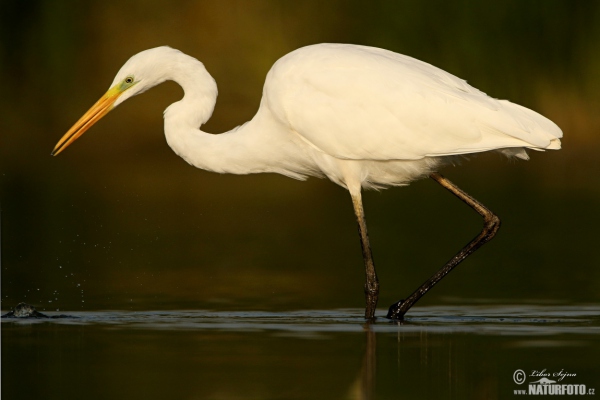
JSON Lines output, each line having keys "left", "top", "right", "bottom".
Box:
{"left": 2, "top": 304, "right": 600, "bottom": 336}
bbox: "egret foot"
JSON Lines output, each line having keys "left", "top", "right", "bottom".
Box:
{"left": 386, "top": 300, "right": 406, "bottom": 320}
{"left": 364, "top": 282, "right": 379, "bottom": 320}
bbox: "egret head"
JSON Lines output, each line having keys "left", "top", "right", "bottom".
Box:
{"left": 51, "top": 46, "right": 183, "bottom": 156}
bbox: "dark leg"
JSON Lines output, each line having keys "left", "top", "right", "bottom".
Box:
{"left": 387, "top": 172, "right": 501, "bottom": 320}
{"left": 351, "top": 190, "right": 379, "bottom": 320}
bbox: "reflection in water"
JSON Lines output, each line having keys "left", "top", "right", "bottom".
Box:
{"left": 361, "top": 325, "right": 377, "bottom": 400}
{"left": 1, "top": 305, "right": 599, "bottom": 399}
{"left": 349, "top": 324, "right": 377, "bottom": 400}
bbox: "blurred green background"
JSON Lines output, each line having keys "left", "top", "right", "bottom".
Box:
{"left": 1, "top": 0, "right": 599, "bottom": 313}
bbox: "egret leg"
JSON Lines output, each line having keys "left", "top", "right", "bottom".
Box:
{"left": 351, "top": 190, "right": 380, "bottom": 320}
{"left": 386, "top": 172, "right": 501, "bottom": 320}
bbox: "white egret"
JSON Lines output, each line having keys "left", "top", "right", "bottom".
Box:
{"left": 53, "top": 44, "right": 562, "bottom": 320}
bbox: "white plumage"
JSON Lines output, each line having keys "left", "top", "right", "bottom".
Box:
{"left": 128, "top": 44, "right": 557, "bottom": 190}
{"left": 53, "top": 44, "right": 562, "bottom": 319}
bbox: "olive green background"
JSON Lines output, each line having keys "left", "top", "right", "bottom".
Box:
{"left": 2, "top": 0, "right": 599, "bottom": 312}
{"left": 3, "top": 2, "right": 600, "bottom": 400}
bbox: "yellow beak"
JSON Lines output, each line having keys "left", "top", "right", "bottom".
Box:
{"left": 52, "top": 87, "right": 122, "bottom": 156}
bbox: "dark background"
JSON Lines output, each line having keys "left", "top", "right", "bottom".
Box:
{"left": 2, "top": 0, "right": 599, "bottom": 313}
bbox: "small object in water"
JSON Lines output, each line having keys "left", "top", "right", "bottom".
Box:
{"left": 2, "top": 303, "right": 50, "bottom": 318}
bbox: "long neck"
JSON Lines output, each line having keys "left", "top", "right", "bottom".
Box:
{"left": 161, "top": 55, "right": 313, "bottom": 178}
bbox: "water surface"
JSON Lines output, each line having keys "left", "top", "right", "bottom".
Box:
{"left": 3, "top": 304, "right": 599, "bottom": 399}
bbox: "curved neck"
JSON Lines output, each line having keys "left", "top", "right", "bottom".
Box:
{"left": 163, "top": 56, "right": 218, "bottom": 130}
{"left": 161, "top": 56, "right": 312, "bottom": 178}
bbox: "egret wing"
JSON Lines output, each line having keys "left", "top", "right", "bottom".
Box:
{"left": 265, "top": 44, "right": 561, "bottom": 161}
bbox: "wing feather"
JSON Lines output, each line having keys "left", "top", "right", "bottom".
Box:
{"left": 264, "top": 44, "right": 562, "bottom": 161}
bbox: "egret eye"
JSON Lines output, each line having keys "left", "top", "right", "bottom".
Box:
{"left": 124, "top": 76, "right": 134, "bottom": 84}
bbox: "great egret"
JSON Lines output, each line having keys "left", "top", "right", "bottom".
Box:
{"left": 52, "top": 44, "right": 562, "bottom": 320}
